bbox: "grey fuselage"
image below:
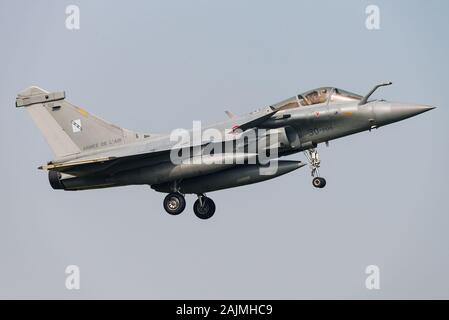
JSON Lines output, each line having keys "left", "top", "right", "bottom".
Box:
{"left": 51, "top": 95, "right": 433, "bottom": 194}
{"left": 262, "top": 100, "right": 431, "bottom": 147}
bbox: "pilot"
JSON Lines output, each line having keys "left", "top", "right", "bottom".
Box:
{"left": 307, "top": 91, "right": 321, "bottom": 104}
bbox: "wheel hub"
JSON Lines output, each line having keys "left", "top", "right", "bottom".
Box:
{"left": 163, "top": 192, "right": 186, "bottom": 215}
{"left": 197, "top": 204, "right": 209, "bottom": 215}
{"left": 168, "top": 198, "right": 179, "bottom": 210}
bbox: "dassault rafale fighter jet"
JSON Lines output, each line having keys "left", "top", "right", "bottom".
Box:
{"left": 16, "top": 83, "right": 434, "bottom": 219}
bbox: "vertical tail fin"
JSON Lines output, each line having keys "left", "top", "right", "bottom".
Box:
{"left": 16, "top": 86, "right": 136, "bottom": 159}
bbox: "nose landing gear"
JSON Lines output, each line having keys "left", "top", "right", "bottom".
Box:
{"left": 305, "top": 148, "right": 327, "bottom": 189}
{"left": 312, "top": 176, "right": 327, "bottom": 188}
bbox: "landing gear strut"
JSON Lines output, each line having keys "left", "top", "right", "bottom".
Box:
{"left": 304, "top": 148, "right": 327, "bottom": 189}
{"left": 193, "top": 194, "right": 216, "bottom": 220}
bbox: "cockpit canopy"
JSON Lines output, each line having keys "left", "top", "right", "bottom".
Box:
{"left": 274, "top": 87, "right": 363, "bottom": 111}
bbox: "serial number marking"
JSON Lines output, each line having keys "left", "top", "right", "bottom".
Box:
{"left": 307, "top": 126, "right": 333, "bottom": 137}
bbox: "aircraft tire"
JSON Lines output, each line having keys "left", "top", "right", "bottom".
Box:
{"left": 313, "top": 177, "right": 326, "bottom": 189}
{"left": 163, "top": 192, "right": 186, "bottom": 215}
{"left": 193, "top": 197, "right": 216, "bottom": 220}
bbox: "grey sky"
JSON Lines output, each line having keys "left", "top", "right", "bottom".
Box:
{"left": 0, "top": 0, "right": 448, "bottom": 299}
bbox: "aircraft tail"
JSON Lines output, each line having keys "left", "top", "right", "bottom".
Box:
{"left": 16, "top": 86, "right": 137, "bottom": 159}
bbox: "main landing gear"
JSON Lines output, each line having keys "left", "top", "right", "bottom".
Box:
{"left": 193, "top": 194, "right": 216, "bottom": 220}
{"left": 162, "top": 184, "right": 216, "bottom": 220}
{"left": 304, "top": 148, "right": 327, "bottom": 189}
{"left": 163, "top": 192, "right": 186, "bottom": 215}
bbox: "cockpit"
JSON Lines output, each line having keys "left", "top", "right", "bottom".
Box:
{"left": 274, "top": 87, "right": 363, "bottom": 111}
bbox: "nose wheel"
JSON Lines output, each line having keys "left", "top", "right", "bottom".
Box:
{"left": 305, "top": 148, "right": 327, "bottom": 189}
{"left": 193, "top": 194, "right": 216, "bottom": 220}
{"left": 312, "top": 177, "right": 327, "bottom": 188}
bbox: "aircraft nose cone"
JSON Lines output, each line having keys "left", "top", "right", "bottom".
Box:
{"left": 375, "top": 103, "right": 435, "bottom": 126}
{"left": 393, "top": 104, "right": 435, "bottom": 118}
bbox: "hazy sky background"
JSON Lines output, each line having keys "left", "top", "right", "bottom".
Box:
{"left": 0, "top": 0, "right": 448, "bottom": 299}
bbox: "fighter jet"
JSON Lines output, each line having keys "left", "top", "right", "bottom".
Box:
{"left": 16, "top": 83, "right": 434, "bottom": 219}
